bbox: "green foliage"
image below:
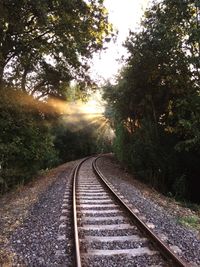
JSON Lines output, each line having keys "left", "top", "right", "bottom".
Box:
{"left": 0, "top": 0, "right": 113, "bottom": 193}
{"left": 0, "top": 88, "right": 112, "bottom": 193}
{"left": 52, "top": 116, "right": 112, "bottom": 163}
{"left": 0, "top": 0, "right": 113, "bottom": 98}
{"left": 113, "top": 120, "right": 180, "bottom": 193}
{"left": 166, "top": 94, "right": 200, "bottom": 153}
{"left": 104, "top": 0, "right": 200, "bottom": 203}
{"left": 178, "top": 215, "right": 200, "bottom": 231}
{"left": 0, "top": 89, "right": 58, "bottom": 193}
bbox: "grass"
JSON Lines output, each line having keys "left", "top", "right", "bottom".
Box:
{"left": 178, "top": 215, "right": 200, "bottom": 231}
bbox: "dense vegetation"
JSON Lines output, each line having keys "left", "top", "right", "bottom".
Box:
{"left": 53, "top": 114, "right": 111, "bottom": 162}
{"left": 104, "top": 0, "right": 200, "bottom": 203}
{"left": 0, "top": 89, "right": 58, "bottom": 191}
{"left": 0, "top": 0, "right": 112, "bottom": 193}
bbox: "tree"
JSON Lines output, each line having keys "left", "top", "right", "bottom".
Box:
{"left": 103, "top": 0, "right": 200, "bottom": 202}
{"left": 0, "top": 88, "right": 58, "bottom": 192}
{"left": 0, "top": 0, "right": 112, "bottom": 98}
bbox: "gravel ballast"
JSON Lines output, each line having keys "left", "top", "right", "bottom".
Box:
{"left": 82, "top": 254, "right": 168, "bottom": 267}
{"left": 77, "top": 158, "right": 167, "bottom": 267}
{"left": 1, "top": 154, "right": 199, "bottom": 266}
{"left": 83, "top": 240, "right": 149, "bottom": 250}
{"left": 0, "top": 160, "right": 79, "bottom": 266}
{"left": 96, "top": 154, "right": 200, "bottom": 266}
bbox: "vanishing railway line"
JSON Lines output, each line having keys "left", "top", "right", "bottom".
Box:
{"left": 72, "top": 156, "right": 188, "bottom": 267}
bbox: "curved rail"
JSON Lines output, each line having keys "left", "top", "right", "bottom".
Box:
{"left": 92, "top": 156, "right": 189, "bottom": 267}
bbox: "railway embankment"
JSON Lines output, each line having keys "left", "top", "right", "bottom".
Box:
{"left": 0, "top": 154, "right": 199, "bottom": 266}
{"left": 97, "top": 154, "right": 200, "bottom": 266}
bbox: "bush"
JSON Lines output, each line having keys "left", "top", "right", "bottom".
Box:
{"left": 0, "top": 89, "right": 58, "bottom": 193}
{"left": 113, "top": 119, "right": 193, "bottom": 199}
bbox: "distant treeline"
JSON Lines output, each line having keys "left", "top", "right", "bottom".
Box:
{"left": 103, "top": 0, "right": 200, "bottom": 203}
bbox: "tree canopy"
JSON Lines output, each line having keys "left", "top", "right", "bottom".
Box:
{"left": 0, "top": 0, "right": 112, "bottom": 98}
{"left": 0, "top": 0, "right": 113, "bottom": 193}
{"left": 103, "top": 0, "right": 200, "bottom": 203}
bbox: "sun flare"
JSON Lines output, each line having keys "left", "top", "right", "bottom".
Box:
{"left": 79, "top": 99, "right": 105, "bottom": 114}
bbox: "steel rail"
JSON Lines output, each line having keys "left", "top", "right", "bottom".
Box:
{"left": 73, "top": 157, "right": 91, "bottom": 267}
{"left": 92, "top": 156, "right": 189, "bottom": 267}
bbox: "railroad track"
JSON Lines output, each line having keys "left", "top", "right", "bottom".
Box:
{"left": 72, "top": 156, "right": 188, "bottom": 267}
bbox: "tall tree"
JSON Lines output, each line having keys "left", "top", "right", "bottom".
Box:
{"left": 0, "top": 0, "right": 112, "bottom": 98}
{"left": 103, "top": 0, "right": 200, "bottom": 202}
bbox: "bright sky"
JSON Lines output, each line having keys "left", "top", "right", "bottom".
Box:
{"left": 90, "top": 0, "right": 150, "bottom": 84}
{"left": 63, "top": 1, "right": 151, "bottom": 116}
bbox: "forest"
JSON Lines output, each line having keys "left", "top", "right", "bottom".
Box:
{"left": 103, "top": 0, "right": 200, "bottom": 203}
{"left": 0, "top": 0, "right": 112, "bottom": 193}
{"left": 0, "top": 0, "right": 200, "bottom": 204}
